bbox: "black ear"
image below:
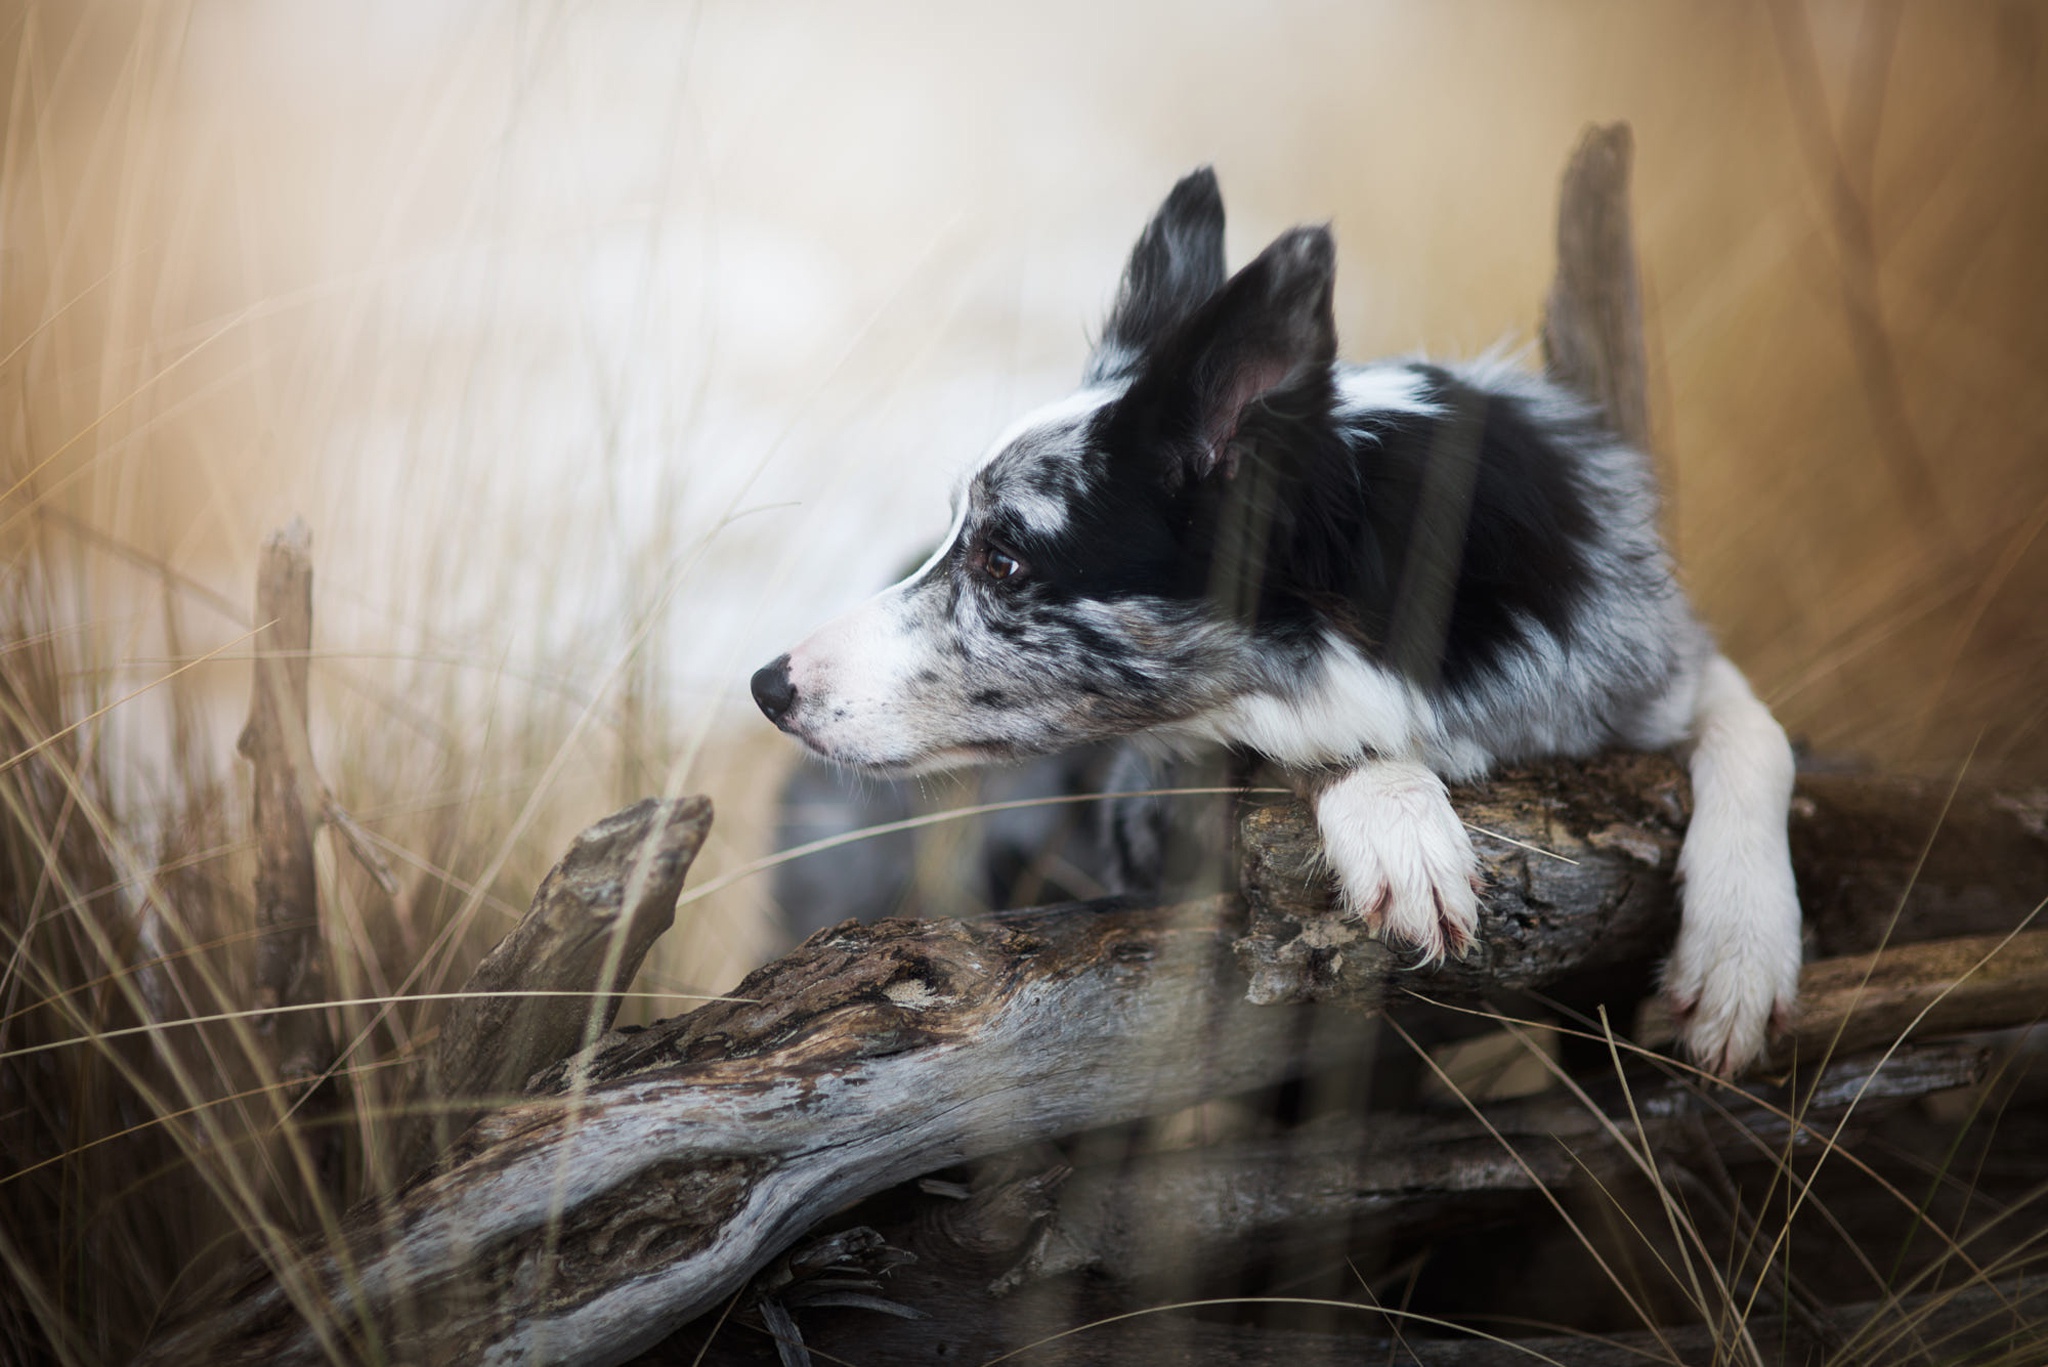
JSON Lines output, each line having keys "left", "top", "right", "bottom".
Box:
{"left": 1085, "top": 168, "right": 1227, "bottom": 383}
{"left": 1123, "top": 224, "right": 1338, "bottom": 482}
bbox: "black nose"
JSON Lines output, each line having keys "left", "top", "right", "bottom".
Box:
{"left": 751, "top": 654, "right": 798, "bottom": 727}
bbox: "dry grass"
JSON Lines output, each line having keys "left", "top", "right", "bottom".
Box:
{"left": 2, "top": 2, "right": 2045, "bottom": 1363}
{"left": 1372, "top": 1005, "right": 2048, "bottom": 1365}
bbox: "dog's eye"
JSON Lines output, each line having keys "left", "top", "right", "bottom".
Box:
{"left": 983, "top": 548, "right": 1024, "bottom": 583}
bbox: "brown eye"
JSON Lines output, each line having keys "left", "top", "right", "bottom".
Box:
{"left": 984, "top": 548, "right": 1023, "bottom": 582}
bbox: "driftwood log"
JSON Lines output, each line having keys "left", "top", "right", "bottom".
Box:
{"left": 140, "top": 753, "right": 2048, "bottom": 1367}
{"left": 1241, "top": 758, "right": 2048, "bottom": 1061}
{"left": 664, "top": 1041, "right": 1997, "bottom": 1365}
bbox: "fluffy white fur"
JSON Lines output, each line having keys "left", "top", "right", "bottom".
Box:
{"left": 1663, "top": 654, "right": 1804, "bottom": 1074}
{"left": 1314, "top": 759, "right": 1482, "bottom": 964}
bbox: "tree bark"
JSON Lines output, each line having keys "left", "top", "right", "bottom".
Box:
{"left": 141, "top": 757, "right": 2048, "bottom": 1367}
{"left": 1236, "top": 752, "right": 1694, "bottom": 1011}
{"left": 659, "top": 1043, "right": 1990, "bottom": 1365}
{"left": 1774, "top": 927, "right": 2048, "bottom": 1062}
{"left": 405, "top": 795, "right": 715, "bottom": 1170}
{"left": 141, "top": 896, "right": 1353, "bottom": 1367}
{"left": 1792, "top": 770, "right": 2048, "bottom": 953}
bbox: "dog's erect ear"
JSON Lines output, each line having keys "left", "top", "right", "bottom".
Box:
{"left": 1124, "top": 224, "right": 1337, "bottom": 483}
{"left": 1085, "top": 168, "right": 1227, "bottom": 384}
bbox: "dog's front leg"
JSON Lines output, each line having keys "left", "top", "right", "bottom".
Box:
{"left": 1665, "top": 653, "right": 1803, "bottom": 1076}
{"left": 1309, "top": 758, "right": 1481, "bottom": 964}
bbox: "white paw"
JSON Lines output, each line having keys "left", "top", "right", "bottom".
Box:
{"left": 1664, "top": 839, "right": 1803, "bottom": 1077}
{"left": 1314, "top": 761, "right": 1480, "bottom": 965}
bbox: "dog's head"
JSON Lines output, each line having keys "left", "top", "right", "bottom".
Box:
{"left": 752, "top": 169, "right": 1342, "bottom": 773}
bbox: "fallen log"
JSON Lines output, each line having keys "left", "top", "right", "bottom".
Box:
{"left": 1238, "top": 754, "right": 2048, "bottom": 1016}
{"left": 1791, "top": 770, "right": 2048, "bottom": 953}
{"left": 141, "top": 754, "right": 2048, "bottom": 1367}
{"left": 661, "top": 1043, "right": 1991, "bottom": 1365}
{"left": 142, "top": 894, "right": 1353, "bottom": 1367}
{"left": 1235, "top": 752, "right": 1695, "bottom": 1010}
{"left": 988, "top": 1042, "right": 1989, "bottom": 1294}
{"left": 1625, "top": 926, "right": 2048, "bottom": 1067}
{"left": 1777, "top": 928, "right": 2048, "bottom": 1059}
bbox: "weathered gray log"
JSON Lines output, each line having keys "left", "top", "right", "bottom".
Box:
{"left": 150, "top": 749, "right": 1699, "bottom": 1367}
{"left": 1237, "top": 754, "right": 2048, "bottom": 1017}
{"left": 1541, "top": 121, "right": 1652, "bottom": 453}
{"left": 142, "top": 898, "right": 1355, "bottom": 1367}
{"left": 1236, "top": 752, "right": 1692, "bottom": 1011}
{"left": 237, "top": 520, "right": 333, "bottom": 1091}
{"left": 139, "top": 749, "right": 2048, "bottom": 1367}
{"left": 996, "top": 1043, "right": 1985, "bottom": 1291}
{"left": 407, "top": 795, "right": 714, "bottom": 1166}
{"left": 670, "top": 1043, "right": 1988, "bottom": 1365}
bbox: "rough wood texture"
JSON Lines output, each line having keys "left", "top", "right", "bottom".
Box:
{"left": 1237, "top": 753, "right": 1690, "bottom": 1011}
{"left": 1633, "top": 928, "right": 2048, "bottom": 1067}
{"left": 414, "top": 795, "right": 714, "bottom": 1161}
{"left": 236, "top": 518, "right": 331, "bottom": 1087}
{"left": 1540, "top": 121, "right": 1652, "bottom": 452}
{"left": 1776, "top": 928, "right": 2048, "bottom": 1062}
{"left": 665, "top": 1044, "right": 1988, "bottom": 1365}
{"left": 996, "top": 1046, "right": 1980, "bottom": 1295}
{"left": 141, "top": 754, "right": 2048, "bottom": 1367}
{"left": 1239, "top": 755, "right": 2048, "bottom": 1017}
{"left": 141, "top": 898, "right": 1358, "bottom": 1367}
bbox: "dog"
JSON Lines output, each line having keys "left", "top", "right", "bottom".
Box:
{"left": 750, "top": 168, "right": 1801, "bottom": 1075}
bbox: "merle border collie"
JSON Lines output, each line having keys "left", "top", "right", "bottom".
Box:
{"left": 751, "top": 169, "right": 1801, "bottom": 1076}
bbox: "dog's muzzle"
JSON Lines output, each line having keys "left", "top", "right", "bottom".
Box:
{"left": 751, "top": 654, "right": 798, "bottom": 730}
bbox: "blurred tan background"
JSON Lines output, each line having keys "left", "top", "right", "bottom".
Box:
{"left": 5, "top": 0, "right": 2046, "bottom": 992}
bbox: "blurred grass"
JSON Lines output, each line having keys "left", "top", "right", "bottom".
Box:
{"left": 1, "top": 1, "right": 2045, "bottom": 1362}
